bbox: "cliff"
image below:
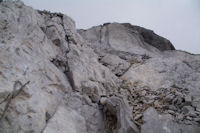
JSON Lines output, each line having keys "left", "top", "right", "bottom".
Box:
{"left": 0, "top": 1, "right": 200, "bottom": 133}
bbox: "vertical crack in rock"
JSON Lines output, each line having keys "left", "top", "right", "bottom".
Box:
{"left": 99, "top": 25, "right": 103, "bottom": 44}
{"left": 60, "top": 14, "right": 77, "bottom": 45}
{"left": 105, "top": 24, "right": 111, "bottom": 49}
{"left": 50, "top": 57, "right": 75, "bottom": 91}
{"left": 59, "top": 14, "right": 77, "bottom": 91}
{"left": 100, "top": 96, "right": 138, "bottom": 133}
{"left": 63, "top": 65, "right": 75, "bottom": 91}
{"left": 40, "top": 10, "right": 76, "bottom": 90}
{"left": 38, "top": 10, "right": 79, "bottom": 132}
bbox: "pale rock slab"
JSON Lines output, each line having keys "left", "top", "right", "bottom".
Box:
{"left": 43, "top": 106, "right": 87, "bottom": 133}
{"left": 141, "top": 107, "right": 200, "bottom": 133}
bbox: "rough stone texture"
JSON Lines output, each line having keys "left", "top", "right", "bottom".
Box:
{"left": 64, "top": 92, "right": 105, "bottom": 133}
{"left": 43, "top": 106, "right": 87, "bottom": 133}
{"left": 99, "top": 54, "right": 131, "bottom": 76}
{"left": 78, "top": 23, "right": 161, "bottom": 57}
{"left": 0, "top": 1, "right": 200, "bottom": 133}
{"left": 0, "top": 2, "right": 72, "bottom": 133}
{"left": 122, "top": 23, "right": 175, "bottom": 51}
{"left": 102, "top": 96, "right": 138, "bottom": 133}
{"left": 141, "top": 107, "right": 200, "bottom": 133}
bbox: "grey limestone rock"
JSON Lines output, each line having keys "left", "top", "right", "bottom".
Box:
{"left": 122, "top": 23, "right": 175, "bottom": 51}
{"left": 141, "top": 107, "right": 200, "bottom": 133}
{"left": 0, "top": 1, "right": 200, "bottom": 133}
{"left": 102, "top": 96, "right": 138, "bottom": 133}
{"left": 99, "top": 54, "right": 131, "bottom": 76}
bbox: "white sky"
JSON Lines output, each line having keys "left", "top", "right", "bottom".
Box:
{"left": 22, "top": 0, "right": 200, "bottom": 54}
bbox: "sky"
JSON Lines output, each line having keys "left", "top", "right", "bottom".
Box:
{"left": 22, "top": 0, "right": 200, "bottom": 54}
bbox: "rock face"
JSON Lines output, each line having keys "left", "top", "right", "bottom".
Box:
{"left": 121, "top": 23, "right": 175, "bottom": 51}
{"left": 0, "top": 1, "right": 200, "bottom": 133}
{"left": 141, "top": 107, "right": 200, "bottom": 133}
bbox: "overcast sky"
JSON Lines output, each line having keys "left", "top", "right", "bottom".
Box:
{"left": 22, "top": 0, "right": 200, "bottom": 54}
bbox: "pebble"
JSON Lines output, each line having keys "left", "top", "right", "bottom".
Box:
{"left": 145, "top": 99, "right": 154, "bottom": 104}
{"left": 134, "top": 114, "right": 143, "bottom": 121}
{"left": 186, "top": 116, "right": 193, "bottom": 121}
{"left": 100, "top": 97, "right": 107, "bottom": 105}
{"left": 141, "top": 90, "right": 146, "bottom": 96}
{"left": 154, "top": 100, "right": 160, "bottom": 107}
{"left": 196, "top": 107, "right": 200, "bottom": 112}
{"left": 195, "top": 111, "right": 200, "bottom": 115}
{"left": 175, "top": 96, "right": 183, "bottom": 105}
{"left": 184, "top": 95, "right": 192, "bottom": 105}
{"left": 182, "top": 106, "right": 194, "bottom": 114}
{"left": 188, "top": 112, "right": 197, "bottom": 117}
{"left": 165, "top": 94, "right": 174, "bottom": 102}
{"left": 167, "top": 110, "right": 175, "bottom": 115}
{"left": 193, "top": 118, "right": 200, "bottom": 122}
{"left": 176, "top": 114, "right": 183, "bottom": 120}
{"left": 168, "top": 105, "right": 177, "bottom": 111}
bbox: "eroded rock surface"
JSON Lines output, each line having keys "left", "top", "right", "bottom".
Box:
{"left": 141, "top": 107, "right": 200, "bottom": 133}
{"left": 0, "top": 1, "right": 200, "bottom": 133}
{"left": 101, "top": 96, "right": 138, "bottom": 133}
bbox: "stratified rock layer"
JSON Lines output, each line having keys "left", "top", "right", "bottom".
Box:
{"left": 0, "top": 1, "right": 200, "bottom": 133}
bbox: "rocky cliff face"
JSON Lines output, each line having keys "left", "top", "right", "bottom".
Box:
{"left": 0, "top": 1, "right": 200, "bottom": 133}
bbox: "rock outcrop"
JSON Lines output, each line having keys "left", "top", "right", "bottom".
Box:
{"left": 0, "top": 1, "right": 200, "bottom": 133}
